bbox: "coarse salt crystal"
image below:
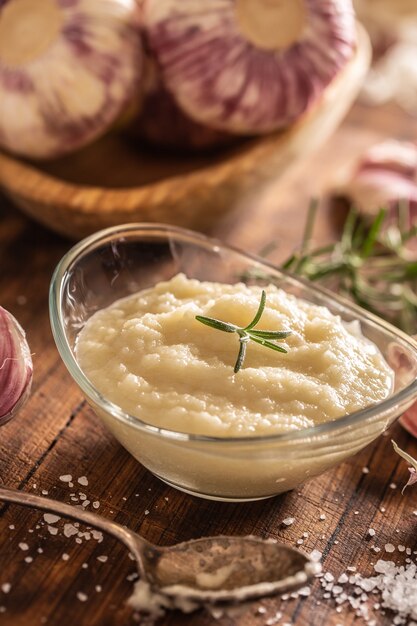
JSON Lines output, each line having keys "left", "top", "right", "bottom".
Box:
{"left": 59, "top": 475, "right": 72, "bottom": 483}
{"left": 1, "top": 584, "right": 11, "bottom": 594}
{"left": 319, "top": 513, "right": 326, "bottom": 521}
{"left": 92, "top": 501, "right": 100, "bottom": 509}
{"left": 97, "top": 555, "right": 108, "bottom": 563}
{"left": 368, "top": 529, "right": 376, "bottom": 537}
{"left": 384, "top": 544, "right": 395, "bottom": 553}
{"left": 282, "top": 517, "right": 295, "bottom": 526}
{"left": 8, "top": 525, "right": 14, "bottom": 530}
{"left": 310, "top": 549, "right": 322, "bottom": 562}
{"left": 47, "top": 526, "right": 58, "bottom": 536}
{"left": 24, "top": 556, "right": 33, "bottom": 564}
{"left": 362, "top": 467, "right": 370, "bottom": 474}
{"left": 76, "top": 592, "right": 88, "bottom": 602}
{"left": 44, "top": 514, "right": 60, "bottom": 525}
{"left": 18, "top": 543, "right": 29, "bottom": 551}
{"left": 77, "top": 476, "right": 88, "bottom": 486}
{"left": 389, "top": 483, "right": 397, "bottom": 489}
{"left": 95, "top": 586, "right": 102, "bottom": 593}
{"left": 144, "top": 510, "right": 150, "bottom": 516}
{"left": 62, "top": 554, "right": 70, "bottom": 561}
{"left": 63, "top": 524, "right": 78, "bottom": 538}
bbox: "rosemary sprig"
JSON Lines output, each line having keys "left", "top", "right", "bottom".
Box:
{"left": 195, "top": 291, "right": 291, "bottom": 373}
{"left": 280, "top": 202, "right": 417, "bottom": 334}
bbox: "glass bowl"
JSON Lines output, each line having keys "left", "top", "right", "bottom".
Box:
{"left": 49, "top": 224, "right": 417, "bottom": 502}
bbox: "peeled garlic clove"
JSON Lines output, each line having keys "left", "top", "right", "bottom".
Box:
{"left": 143, "top": 0, "right": 356, "bottom": 134}
{"left": 130, "top": 58, "right": 238, "bottom": 152}
{"left": 333, "top": 140, "right": 417, "bottom": 253}
{"left": 0, "top": 307, "right": 33, "bottom": 426}
{"left": 0, "top": 0, "right": 143, "bottom": 159}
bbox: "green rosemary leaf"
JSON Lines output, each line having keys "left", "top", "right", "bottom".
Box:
{"left": 244, "top": 290, "right": 267, "bottom": 330}
{"left": 195, "top": 316, "right": 237, "bottom": 333}
{"left": 249, "top": 329, "right": 292, "bottom": 340}
{"left": 250, "top": 336, "right": 288, "bottom": 353}
{"left": 361, "top": 208, "right": 386, "bottom": 258}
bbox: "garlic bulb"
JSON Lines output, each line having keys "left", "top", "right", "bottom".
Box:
{"left": 0, "top": 307, "right": 33, "bottom": 426}
{"left": 334, "top": 140, "right": 417, "bottom": 253}
{"left": 131, "top": 58, "right": 238, "bottom": 152}
{"left": 0, "top": 0, "right": 143, "bottom": 159}
{"left": 143, "top": 0, "right": 356, "bottom": 134}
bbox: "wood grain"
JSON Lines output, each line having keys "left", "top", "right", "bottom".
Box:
{"left": 0, "top": 100, "right": 417, "bottom": 626}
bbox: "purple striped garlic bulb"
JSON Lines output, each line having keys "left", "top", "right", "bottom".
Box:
{"left": 143, "top": 0, "right": 357, "bottom": 134}
{"left": 0, "top": 0, "right": 143, "bottom": 159}
{"left": 0, "top": 306, "right": 32, "bottom": 427}
{"left": 131, "top": 58, "right": 239, "bottom": 152}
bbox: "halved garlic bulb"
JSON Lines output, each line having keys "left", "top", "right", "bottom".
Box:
{"left": 0, "top": 306, "right": 33, "bottom": 426}
{"left": 143, "top": 0, "right": 356, "bottom": 134}
{"left": 0, "top": 0, "right": 143, "bottom": 159}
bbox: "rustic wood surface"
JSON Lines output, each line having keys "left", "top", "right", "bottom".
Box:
{"left": 0, "top": 101, "right": 416, "bottom": 626}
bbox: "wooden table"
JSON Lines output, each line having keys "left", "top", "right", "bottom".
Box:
{"left": 0, "top": 101, "right": 416, "bottom": 626}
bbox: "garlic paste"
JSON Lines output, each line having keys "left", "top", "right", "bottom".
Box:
{"left": 76, "top": 274, "right": 394, "bottom": 437}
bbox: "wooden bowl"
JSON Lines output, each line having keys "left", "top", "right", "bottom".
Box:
{"left": 0, "top": 26, "right": 371, "bottom": 240}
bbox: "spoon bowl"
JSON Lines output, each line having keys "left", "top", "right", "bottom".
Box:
{"left": 0, "top": 488, "right": 319, "bottom": 605}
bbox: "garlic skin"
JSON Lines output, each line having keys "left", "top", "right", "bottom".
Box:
{"left": 0, "top": 307, "right": 33, "bottom": 426}
{"left": 334, "top": 140, "right": 417, "bottom": 253}
{"left": 131, "top": 58, "right": 239, "bottom": 152}
{"left": 0, "top": 0, "right": 143, "bottom": 159}
{"left": 143, "top": 0, "right": 356, "bottom": 134}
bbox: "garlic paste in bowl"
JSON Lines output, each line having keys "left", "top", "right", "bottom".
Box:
{"left": 50, "top": 224, "right": 417, "bottom": 501}
{"left": 75, "top": 274, "right": 393, "bottom": 437}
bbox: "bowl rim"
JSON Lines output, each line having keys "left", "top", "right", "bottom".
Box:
{"left": 49, "top": 222, "right": 417, "bottom": 446}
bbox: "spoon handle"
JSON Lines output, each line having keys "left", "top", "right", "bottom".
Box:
{"left": 0, "top": 487, "right": 146, "bottom": 574}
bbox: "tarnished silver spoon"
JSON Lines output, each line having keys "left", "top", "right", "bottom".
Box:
{"left": 0, "top": 487, "right": 320, "bottom": 604}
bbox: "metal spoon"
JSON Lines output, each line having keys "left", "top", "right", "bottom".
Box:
{"left": 0, "top": 487, "right": 320, "bottom": 604}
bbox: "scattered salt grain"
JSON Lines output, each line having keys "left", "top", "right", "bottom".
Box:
{"left": 362, "top": 467, "right": 369, "bottom": 474}
{"left": 18, "top": 543, "right": 29, "bottom": 551}
{"left": 1, "top": 584, "right": 11, "bottom": 594}
{"left": 47, "top": 525, "right": 58, "bottom": 536}
{"left": 144, "top": 510, "right": 150, "bottom": 516}
{"left": 62, "top": 554, "right": 70, "bottom": 561}
{"left": 82, "top": 563, "right": 88, "bottom": 570}
{"left": 97, "top": 555, "right": 108, "bottom": 563}
{"left": 37, "top": 548, "right": 43, "bottom": 554}
{"left": 76, "top": 592, "right": 88, "bottom": 602}
{"left": 8, "top": 525, "right": 14, "bottom": 530}
{"left": 78, "top": 476, "right": 88, "bottom": 486}
{"left": 380, "top": 507, "right": 386, "bottom": 513}
{"left": 368, "top": 529, "right": 376, "bottom": 537}
{"left": 282, "top": 517, "right": 295, "bottom": 526}
{"left": 384, "top": 543, "right": 395, "bottom": 553}
{"left": 24, "top": 556, "right": 33, "bottom": 564}
{"left": 41, "top": 490, "right": 48, "bottom": 495}
{"left": 310, "top": 550, "right": 322, "bottom": 562}
{"left": 319, "top": 513, "right": 326, "bottom": 521}
{"left": 92, "top": 501, "right": 100, "bottom": 509}
{"left": 44, "top": 514, "right": 60, "bottom": 525}
{"left": 398, "top": 545, "right": 406, "bottom": 552}
{"left": 63, "top": 524, "right": 78, "bottom": 538}
{"left": 390, "top": 483, "right": 397, "bottom": 489}
{"left": 95, "top": 586, "right": 102, "bottom": 593}
{"left": 59, "top": 475, "right": 72, "bottom": 483}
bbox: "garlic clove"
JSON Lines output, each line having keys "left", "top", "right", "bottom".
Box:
{"left": 333, "top": 140, "right": 417, "bottom": 255}
{"left": 0, "top": 307, "right": 33, "bottom": 426}
{"left": 143, "top": 0, "right": 356, "bottom": 134}
{"left": 0, "top": 0, "right": 143, "bottom": 159}
{"left": 129, "top": 57, "right": 239, "bottom": 152}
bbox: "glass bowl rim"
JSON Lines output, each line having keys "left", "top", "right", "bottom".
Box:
{"left": 49, "top": 222, "right": 417, "bottom": 446}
